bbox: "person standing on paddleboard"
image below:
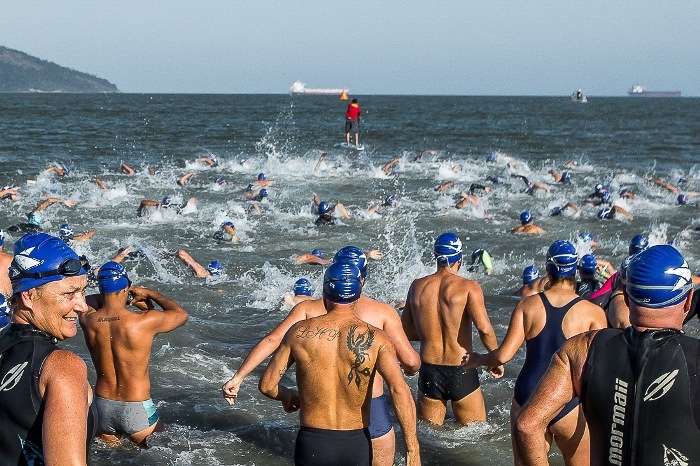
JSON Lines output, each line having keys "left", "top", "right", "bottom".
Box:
{"left": 345, "top": 98, "right": 362, "bottom": 146}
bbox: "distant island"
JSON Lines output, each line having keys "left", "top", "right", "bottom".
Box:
{"left": 0, "top": 46, "right": 119, "bottom": 93}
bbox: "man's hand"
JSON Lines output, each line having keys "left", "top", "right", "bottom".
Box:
{"left": 222, "top": 375, "right": 241, "bottom": 406}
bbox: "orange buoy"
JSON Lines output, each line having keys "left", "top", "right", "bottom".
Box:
{"left": 340, "top": 90, "right": 348, "bottom": 101}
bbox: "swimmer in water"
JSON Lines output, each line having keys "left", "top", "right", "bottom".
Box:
{"left": 382, "top": 158, "right": 401, "bottom": 177}
{"left": 549, "top": 169, "right": 571, "bottom": 184}
{"left": 0, "top": 185, "right": 20, "bottom": 201}
{"left": 512, "top": 211, "right": 545, "bottom": 234}
{"left": 368, "top": 194, "right": 399, "bottom": 215}
{"left": 312, "top": 192, "right": 351, "bottom": 225}
{"left": 296, "top": 249, "right": 329, "bottom": 265}
{"left": 44, "top": 163, "right": 69, "bottom": 176}
{"left": 177, "top": 172, "right": 195, "bottom": 186}
{"left": 120, "top": 162, "right": 136, "bottom": 175}
{"left": 58, "top": 223, "right": 96, "bottom": 244}
{"left": 138, "top": 196, "right": 197, "bottom": 217}
{"left": 282, "top": 278, "right": 315, "bottom": 307}
{"left": 213, "top": 221, "right": 239, "bottom": 243}
{"left": 254, "top": 173, "right": 275, "bottom": 188}
{"left": 549, "top": 201, "right": 580, "bottom": 216}
{"left": 467, "top": 249, "right": 493, "bottom": 275}
{"left": 6, "top": 198, "right": 76, "bottom": 234}
{"left": 597, "top": 205, "right": 633, "bottom": 220}
{"left": 195, "top": 157, "right": 218, "bottom": 167}
{"left": 511, "top": 174, "right": 550, "bottom": 195}
{"left": 176, "top": 249, "right": 223, "bottom": 278}
{"left": 512, "top": 265, "right": 547, "bottom": 298}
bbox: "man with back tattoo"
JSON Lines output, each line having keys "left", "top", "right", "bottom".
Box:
{"left": 259, "top": 261, "right": 420, "bottom": 466}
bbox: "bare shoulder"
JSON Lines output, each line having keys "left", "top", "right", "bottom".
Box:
{"left": 40, "top": 350, "right": 87, "bottom": 393}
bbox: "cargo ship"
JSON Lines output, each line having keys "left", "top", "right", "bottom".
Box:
{"left": 628, "top": 85, "right": 681, "bottom": 98}
{"left": 290, "top": 81, "right": 349, "bottom": 98}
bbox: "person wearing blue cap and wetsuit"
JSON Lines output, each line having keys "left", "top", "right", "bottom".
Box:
{"left": 213, "top": 221, "right": 238, "bottom": 243}
{"left": 80, "top": 262, "right": 188, "bottom": 447}
{"left": 516, "top": 244, "right": 699, "bottom": 465}
{"left": 312, "top": 192, "right": 351, "bottom": 225}
{"left": 575, "top": 254, "right": 603, "bottom": 299}
{"left": 402, "top": 232, "right": 502, "bottom": 426}
{"left": 0, "top": 233, "right": 95, "bottom": 465}
{"left": 259, "top": 261, "right": 420, "bottom": 466}
{"left": 464, "top": 240, "right": 607, "bottom": 465}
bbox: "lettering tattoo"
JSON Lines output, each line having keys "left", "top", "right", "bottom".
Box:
{"left": 295, "top": 325, "right": 340, "bottom": 341}
{"left": 96, "top": 316, "right": 120, "bottom": 323}
{"left": 346, "top": 325, "right": 374, "bottom": 389}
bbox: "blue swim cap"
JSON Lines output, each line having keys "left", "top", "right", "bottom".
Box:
{"left": 598, "top": 206, "right": 612, "bottom": 219}
{"left": 246, "top": 183, "right": 255, "bottom": 191}
{"left": 9, "top": 233, "right": 87, "bottom": 295}
{"left": 595, "top": 183, "right": 604, "bottom": 193}
{"left": 678, "top": 177, "right": 688, "bottom": 184}
{"left": 59, "top": 223, "right": 74, "bottom": 241}
{"left": 215, "top": 177, "right": 226, "bottom": 185}
{"left": 258, "top": 173, "right": 266, "bottom": 181}
{"left": 625, "top": 245, "right": 693, "bottom": 309}
{"left": 28, "top": 212, "right": 42, "bottom": 226}
{"left": 318, "top": 201, "right": 332, "bottom": 215}
{"left": 678, "top": 194, "right": 689, "bottom": 205}
{"left": 207, "top": 260, "right": 223, "bottom": 276}
{"left": 220, "top": 221, "right": 235, "bottom": 229}
{"left": 334, "top": 246, "right": 368, "bottom": 278}
{"left": 471, "top": 249, "right": 484, "bottom": 264}
{"left": 293, "top": 278, "right": 313, "bottom": 296}
{"left": 487, "top": 153, "right": 497, "bottom": 162}
{"left": 311, "top": 249, "right": 324, "bottom": 259}
{"left": 259, "top": 188, "right": 268, "bottom": 198}
{"left": 434, "top": 232, "right": 463, "bottom": 265}
{"left": 0, "top": 229, "right": 5, "bottom": 247}
{"left": 561, "top": 171, "right": 571, "bottom": 183}
{"left": 522, "top": 265, "right": 540, "bottom": 285}
{"left": 323, "top": 261, "right": 363, "bottom": 304}
{"left": 97, "top": 261, "right": 130, "bottom": 294}
{"left": 162, "top": 196, "right": 172, "bottom": 207}
{"left": 579, "top": 254, "right": 597, "bottom": 275}
{"left": 384, "top": 194, "right": 398, "bottom": 206}
{"left": 0, "top": 295, "right": 9, "bottom": 328}
{"left": 520, "top": 211, "right": 533, "bottom": 225}
{"left": 628, "top": 234, "right": 649, "bottom": 255}
{"left": 546, "top": 240, "right": 578, "bottom": 277}
{"left": 579, "top": 231, "right": 595, "bottom": 243}
{"left": 619, "top": 188, "right": 630, "bottom": 196}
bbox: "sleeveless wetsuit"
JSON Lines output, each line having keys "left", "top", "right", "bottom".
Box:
{"left": 576, "top": 277, "right": 602, "bottom": 299}
{"left": 0, "top": 324, "right": 97, "bottom": 465}
{"left": 513, "top": 293, "right": 582, "bottom": 425}
{"left": 581, "top": 327, "right": 700, "bottom": 465}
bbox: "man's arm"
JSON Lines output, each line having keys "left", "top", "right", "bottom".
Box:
{"left": 514, "top": 334, "right": 591, "bottom": 465}
{"left": 223, "top": 302, "right": 315, "bottom": 405}
{"left": 39, "top": 350, "right": 90, "bottom": 466}
{"left": 376, "top": 339, "right": 421, "bottom": 466}
{"left": 466, "top": 282, "right": 504, "bottom": 376}
{"left": 400, "top": 285, "right": 419, "bottom": 341}
{"left": 130, "top": 285, "right": 188, "bottom": 333}
{"left": 381, "top": 305, "right": 421, "bottom": 375}
{"left": 464, "top": 300, "right": 526, "bottom": 370}
{"left": 258, "top": 335, "right": 300, "bottom": 413}
{"left": 176, "top": 249, "right": 210, "bottom": 277}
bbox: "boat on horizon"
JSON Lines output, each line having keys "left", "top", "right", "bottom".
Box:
{"left": 628, "top": 85, "right": 681, "bottom": 98}
{"left": 570, "top": 89, "right": 587, "bottom": 103}
{"left": 290, "top": 81, "right": 349, "bottom": 98}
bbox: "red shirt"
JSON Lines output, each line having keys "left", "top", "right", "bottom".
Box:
{"left": 345, "top": 103, "right": 361, "bottom": 120}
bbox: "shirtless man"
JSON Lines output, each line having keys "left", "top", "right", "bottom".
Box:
{"left": 283, "top": 278, "right": 316, "bottom": 307}
{"left": 258, "top": 261, "right": 420, "bottom": 466}
{"left": 79, "top": 262, "right": 188, "bottom": 446}
{"left": 223, "top": 246, "right": 420, "bottom": 466}
{"left": 401, "top": 232, "right": 503, "bottom": 425}
{"left": 512, "top": 211, "right": 545, "bottom": 234}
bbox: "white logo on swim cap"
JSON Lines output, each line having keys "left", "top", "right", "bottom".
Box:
{"left": 666, "top": 261, "right": 692, "bottom": 292}
{"left": 14, "top": 247, "right": 44, "bottom": 271}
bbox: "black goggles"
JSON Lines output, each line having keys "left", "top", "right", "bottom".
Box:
{"left": 14, "top": 257, "right": 88, "bottom": 279}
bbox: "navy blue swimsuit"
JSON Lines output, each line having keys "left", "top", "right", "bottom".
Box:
{"left": 513, "top": 293, "right": 582, "bottom": 425}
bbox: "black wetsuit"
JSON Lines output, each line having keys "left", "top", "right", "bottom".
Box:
{"left": 576, "top": 277, "right": 602, "bottom": 299}
{"left": 0, "top": 324, "right": 96, "bottom": 465}
{"left": 581, "top": 327, "right": 700, "bottom": 465}
{"left": 514, "top": 293, "right": 582, "bottom": 425}
{"left": 6, "top": 223, "right": 42, "bottom": 234}
{"left": 315, "top": 214, "right": 336, "bottom": 226}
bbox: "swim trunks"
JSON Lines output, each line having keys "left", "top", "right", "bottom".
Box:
{"left": 294, "top": 426, "right": 371, "bottom": 466}
{"left": 95, "top": 397, "right": 159, "bottom": 436}
{"left": 368, "top": 394, "right": 393, "bottom": 438}
{"left": 345, "top": 119, "right": 359, "bottom": 135}
{"left": 418, "top": 362, "right": 480, "bottom": 401}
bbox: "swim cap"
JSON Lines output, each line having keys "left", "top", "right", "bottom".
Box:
{"left": 579, "top": 254, "right": 597, "bottom": 275}
{"left": 520, "top": 211, "right": 533, "bottom": 225}
{"left": 384, "top": 194, "right": 398, "bottom": 207}
{"left": 546, "top": 240, "right": 578, "bottom": 277}
{"left": 246, "top": 183, "right": 255, "bottom": 191}
{"left": 28, "top": 212, "right": 42, "bottom": 226}
{"left": 487, "top": 153, "right": 497, "bottom": 162}
{"left": 579, "top": 231, "right": 595, "bottom": 243}
{"left": 678, "top": 194, "right": 689, "bottom": 205}
{"left": 9, "top": 233, "right": 87, "bottom": 295}
{"left": 59, "top": 223, "right": 74, "bottom": 241}
{"left": 311, "top": 249, "right": 324, "bottom": 259}
{"left": 595, "top": 183, "right": 604, "bottom": 193}
{"left": 293, "top": 278, "right": 313, "bottom": 296}
{"left": 258, "top": 173, "right": 266, "bottom": 181}
{"left": 471, "top": 249, "right": 484, "bottom": 264}
{"left": 619, "top": 188, "right": 630, "bottom": 196}
{"left": 625, "top": 245, "right": 693, "bottom": 309}
{"left": 628, "top": 234, "right": 649, "bottom": 255}
{"left": 561, "top": 171, "right": 571, "bottom": 183}
{"left": 318, "top": 201, "right": 332, "bottom": 215}
{"left": 678, "top": 177, "right": 688, "bottom": 184}
{"left": 162, "top": 196, "right": 172, "bottom": 207}
{"left": 207, "top": 260, "right": 223, "bottom": 276}
{"left": 0, "top": 229, "right": 5, "bottom": 246}
{"left": 215, "top": 177, "right": 226, "bottom": 185}
{"left": 97, "top": 261, "right": 130, "bottom": 294}
{"left": 334, "top": 246, "right": 368, "bottom": 278}
{"left": 220, "top": 221, "right": 235, "bottom": 229}
{"left": 259, "top": 189, "right": 268, "bottom": 198}
{"left": 522, "top": 265, "right": 540, "bottom": 285}
{"left": 597, "top": 206, "right": 612, "bottom": 219}
{"left": 619, "top": 256, "right": 633, "bottom": 283}
{"left": 0, "top": 295, "right": 9, "bottom": 328}
{"left": 434, "top": 232, "right": 463, "bottom": 265}
{"left": 322, "top": 261, "right": 363, "bottom": 304}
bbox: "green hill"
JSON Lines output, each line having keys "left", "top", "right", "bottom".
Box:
{"left": 0, "top": 46, "right": 119, "bottom": 93}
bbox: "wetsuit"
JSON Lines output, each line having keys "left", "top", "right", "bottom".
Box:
{"left": 315, "top": 214, "right": 336, "bottom": 226}
{"left": 576, "top": 277, "right": 602, "bottom": 299}
{"left": 581, "top": 327, "right": 700, "bottom": 465}
{"left": 0, "top": 324, "right": 96, "bottom": 465}
{"left": 513, "top": 293, "right": 582, "bottom": 425}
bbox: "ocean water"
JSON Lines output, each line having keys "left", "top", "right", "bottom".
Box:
{"left": 1, "top": 94, "right": 699, "bottom": 465}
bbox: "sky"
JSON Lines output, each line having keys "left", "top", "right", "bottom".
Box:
{"left": 2, "top": 1, "right": 698, "bottom": 96}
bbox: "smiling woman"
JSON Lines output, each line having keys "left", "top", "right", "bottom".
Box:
{"left": 0, "top": 233, "right": 95, "bottom": 465}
